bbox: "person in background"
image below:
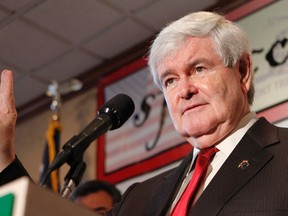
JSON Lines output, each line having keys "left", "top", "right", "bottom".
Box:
{"left": 70, "top": 180, "right": 121, "bottom": 215}
{"left": 1, "top": 10, "right": 288, "bottom": 216}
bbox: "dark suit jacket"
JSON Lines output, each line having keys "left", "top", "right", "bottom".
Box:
{"left": 109, "top": 118, "right": 288, "bottom": 216}
{"left": 0, "top": 156, "right": 30, "bottom": 186}
{"left": 1, "top": 118, "right": 288, "bottom": 215}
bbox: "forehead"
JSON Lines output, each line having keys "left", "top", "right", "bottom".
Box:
{"left": 78, "top": 190, "right": 113, "bottom": 205}
{"left": 156, "top": 36, "right": 218, "bottom": 72}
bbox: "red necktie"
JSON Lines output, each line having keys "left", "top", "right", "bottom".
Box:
{"left": 171, "top": 147, "right": 218, "bottom": 216}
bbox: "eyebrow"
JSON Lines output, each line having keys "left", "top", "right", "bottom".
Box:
{"left": 93, "top": 206, "right": 109, "bottom": 212}
{"left": 159, "top": 69, "right": 173, "bottom": 83}
{"left": 159, "top": 58, "right": 211, "bottom": 78}
{"left": 159, "top": 58, "right": 212, "bottom": 81}
{"left": 186, "top": 58, "right": 214, "bottom": 68}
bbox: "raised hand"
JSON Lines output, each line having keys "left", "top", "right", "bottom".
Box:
{"left": 0, "top": 70, "right": 17, "bottom": 171}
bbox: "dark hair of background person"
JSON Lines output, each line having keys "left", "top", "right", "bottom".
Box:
{"left": 70, "top": 180, "right": 122, "bottom": 204}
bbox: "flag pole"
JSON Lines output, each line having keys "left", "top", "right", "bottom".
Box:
{"left": 40, "top": 79, "right": 83, "bottom": 195}
{"left": 40, "top": 81, "right": 62, "bottom": 192}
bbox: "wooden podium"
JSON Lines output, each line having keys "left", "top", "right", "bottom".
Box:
{"left": 0, "top": 177, "right": 99, "bottom": 216}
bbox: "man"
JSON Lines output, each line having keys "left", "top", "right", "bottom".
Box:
{"left": 108, "top": 11, "right": 288, "bottom": 215}
{"left": 1, "top": 11, "right": 288, "bottom": 215}
{"left": 70, "top": 180, "right": 121, "bottom": 215}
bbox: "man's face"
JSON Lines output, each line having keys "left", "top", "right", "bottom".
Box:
{"left": 75, "top": 190, "right": 113, "bottom": 215}
{"left": 157, "top": 36, "right": 251, "bottom": 149}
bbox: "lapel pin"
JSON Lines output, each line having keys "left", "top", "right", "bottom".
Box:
{"left": 238, "top": 160, "right": 249, "bottom": 170}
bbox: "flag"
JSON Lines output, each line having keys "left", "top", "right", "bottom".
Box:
{"left": 40, "top": 117, "right": 62, "bottom": 192}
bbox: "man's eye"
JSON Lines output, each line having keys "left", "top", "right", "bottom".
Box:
{"left": 195, "top": 67, "right": 205, "bottom": 74}
{"left": 165, "top": 78, "right": 174, "bottom": 87}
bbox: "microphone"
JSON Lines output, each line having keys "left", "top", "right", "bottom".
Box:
{"left": 47, "top": 93, "right": 135, "bottom": 172}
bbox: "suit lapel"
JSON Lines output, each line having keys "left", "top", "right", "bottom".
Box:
{"left": 191, "top": 118, "right": 278, "bottom": 216}
{"left": 145, "top": 150, "right": 194, "bottom": 216}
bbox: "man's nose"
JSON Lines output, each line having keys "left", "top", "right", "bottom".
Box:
{"left": 178, "top": 78, "right": 196, "bottom": 100}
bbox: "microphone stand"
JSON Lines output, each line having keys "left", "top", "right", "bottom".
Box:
{"left": 60, "top": 156, "right": 87, "bottom": 199}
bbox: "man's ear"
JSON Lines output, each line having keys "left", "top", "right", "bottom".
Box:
{"left": 239, "top": 53, "right": 252, "bottom": 92}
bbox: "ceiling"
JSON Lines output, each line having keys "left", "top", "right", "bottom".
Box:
{"left": 0, "top": 0, "right": 248, "bottom": 121}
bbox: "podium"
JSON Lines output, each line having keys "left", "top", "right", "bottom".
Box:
{"left": 0, "top": 177, "right": 99, "bottom": 216}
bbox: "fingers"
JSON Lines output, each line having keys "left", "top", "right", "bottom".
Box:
{"left": 0, "top": 70, "right": 16, "bottom": 170}
{"left": 0, "top": 70, "right": 15, "bottom": 114}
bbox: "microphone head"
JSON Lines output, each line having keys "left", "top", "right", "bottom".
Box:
{"left": 99, "top": 94, "right": 135, "bottom": 130}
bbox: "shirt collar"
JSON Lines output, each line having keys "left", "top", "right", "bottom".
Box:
{"left": 216, "top": 112, "right": 258, "bottom": 156}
